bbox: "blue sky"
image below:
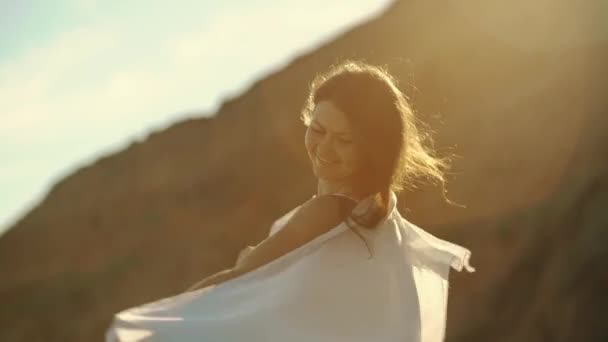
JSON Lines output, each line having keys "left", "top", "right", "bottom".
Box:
{"left": 0, "top": 0, "right": 392, "bottom": 235}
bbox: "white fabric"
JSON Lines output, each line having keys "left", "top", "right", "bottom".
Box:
{"left": 105, "top": 191, "right": 474, "bottom": 342}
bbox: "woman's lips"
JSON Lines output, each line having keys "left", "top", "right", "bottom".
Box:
{"left": 316, "top": 155, "right": 338, "bottom": 166}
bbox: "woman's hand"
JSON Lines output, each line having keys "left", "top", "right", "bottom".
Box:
{"left": 235, "top": 245, "right": 256, "bottom": 267}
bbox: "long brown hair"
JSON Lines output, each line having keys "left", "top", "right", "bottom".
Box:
{"left": 301, "top": 60, "right": 452, "bottom": 255}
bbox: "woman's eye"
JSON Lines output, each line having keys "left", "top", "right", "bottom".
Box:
{"left": 310, "top": 126, "right": 323, "bottom": 134}
{"left": 308, "top": 125, "right": 350, "bottom": 143}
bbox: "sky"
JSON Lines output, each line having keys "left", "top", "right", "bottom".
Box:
{"left": 0, "top": 0, "right": 393, "bottom": 235}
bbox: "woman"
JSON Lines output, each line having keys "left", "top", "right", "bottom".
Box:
{"left": 106, "top": 60, "right": 474, "bottom": 342}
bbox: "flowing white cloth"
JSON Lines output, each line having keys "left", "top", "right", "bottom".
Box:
{"left": 105, "top": 191, "right": 474, "bottom": 342}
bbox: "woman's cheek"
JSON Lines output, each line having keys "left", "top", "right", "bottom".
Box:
{"left": 304, "top": 130, "right": 312, "bottom": 150}
{"left": 304, "top": 131, "right": 317, "bottom": 157}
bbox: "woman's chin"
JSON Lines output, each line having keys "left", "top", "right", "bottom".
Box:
{"left": 313, "top": 167, "right": 346, "bottom": 181}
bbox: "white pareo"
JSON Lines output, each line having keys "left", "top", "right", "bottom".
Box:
{"left": 106, "top": 191, "right": 474, "bottom": 342}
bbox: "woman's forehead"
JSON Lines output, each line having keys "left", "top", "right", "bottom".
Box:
{"left": 311, "top": 101, "right": 352, "bottom": 135}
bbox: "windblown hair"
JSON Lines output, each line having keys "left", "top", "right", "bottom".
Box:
{"left": 301, "top": 60, "right": 452, "bottom": 255}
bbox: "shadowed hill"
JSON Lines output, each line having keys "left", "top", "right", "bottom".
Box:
{"left": 0, "top": 0, "right": 606, "bottom": 341}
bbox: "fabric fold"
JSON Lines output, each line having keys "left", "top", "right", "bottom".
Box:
{"left": 401, "top": 217, "right": 476, "bottom": 273}
{"left": 106, "top": 191, "right": 474, "bottom": 342}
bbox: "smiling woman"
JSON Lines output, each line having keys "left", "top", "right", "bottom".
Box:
{"left": 105, "top": 60, "right": 474, "bottom": 342}
{"left": 305, "top": 101, "right": 359, "bottom": 184}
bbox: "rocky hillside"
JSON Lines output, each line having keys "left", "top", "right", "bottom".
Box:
{"left": 0, "top": 0, "right": 606, "bottom": 341}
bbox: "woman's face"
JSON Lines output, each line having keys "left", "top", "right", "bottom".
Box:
{"left": 304, "top": 100, "right": 361, "bottom": 184}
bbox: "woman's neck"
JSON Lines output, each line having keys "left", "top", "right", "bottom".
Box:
{"left": 317, "top": 179, "right": 362, "bottom": 200}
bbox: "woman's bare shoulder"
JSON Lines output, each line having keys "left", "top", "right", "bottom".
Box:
{"left": 292, "top": 194, "right": 356, "bottom": 232}
{"left": 268, "top": 194, "right": 355, "bottom": 237}
{"left": 233, "top": 194, "right": 356, "bottom": 273}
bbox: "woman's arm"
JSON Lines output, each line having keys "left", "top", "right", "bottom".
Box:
{"left": 185, "top": 195, "right": 352, "bottom": 292}
{"left": 185, "top": 246, "right": 256, "bottom": 292}
{"left": 236, "top": 245, "right": 255, "bottom": 267}
{"left": 185, "top": 269, "right": 240, "bottom": 291}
